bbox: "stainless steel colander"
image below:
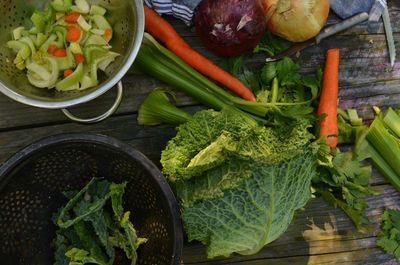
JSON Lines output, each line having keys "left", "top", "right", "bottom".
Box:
{"left": 0, "top": 0, "right": 144, "bottom": 123}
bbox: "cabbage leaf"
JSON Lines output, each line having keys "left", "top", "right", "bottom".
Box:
{"left": 160, "top": 107, "right": 317, "bottom": 257}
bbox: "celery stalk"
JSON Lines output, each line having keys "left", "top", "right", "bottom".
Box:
{"left": 366, "top": 117, "right": 400, "bottom": 177}
{"left": 382, "top": 107, "right": 400, "bottom": 139}
{"left": 366, "top": 140, "right": 400, "bottom": 191}
{"left": 138, "top": 88, "right": 192, "bottom": 125}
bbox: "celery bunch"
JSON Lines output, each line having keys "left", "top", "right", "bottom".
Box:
{"left": 365, "top": 108, "right": 400, "bottom": 191}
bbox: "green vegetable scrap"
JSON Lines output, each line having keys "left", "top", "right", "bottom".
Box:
{"left": 160, "top": 107, "right": 317, "bottom": 258}
{"left": 377, "top": 208, "right": 400, "bottom": 259}
{"left": 313, "top": 108, "right": 379, "bottom": 230}
{"left": 53, "top": 177, "right": 147, "bottom": 265}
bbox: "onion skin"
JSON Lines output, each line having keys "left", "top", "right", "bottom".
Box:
{"left": 263, "top": 0, "right": 330, "bottom": 42}
{"left": 195, "top": 0, "right": 267, "bottom": 56}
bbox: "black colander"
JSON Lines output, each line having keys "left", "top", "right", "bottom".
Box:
{"left": 0, "top": 134, "right": 183, "bottom": 265}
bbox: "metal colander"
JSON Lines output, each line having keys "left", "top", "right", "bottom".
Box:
{"left": 0, "top": 134, "right": 183, "bottom": 265}
{"left": 0, "top": 0, "right": 144, "bottom": 123}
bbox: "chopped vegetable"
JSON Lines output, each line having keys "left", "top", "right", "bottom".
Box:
{"left": 74, "top": 53, "right": 85, "bottom": 64}
{"left": 64, "top": 12, "right": 80, "bottom": 23}
{"left": 64, "top": 69, "right": 73, "bottom": 77}
{"left": 7, "top": 0, "right": 119, "bottom": 91}
{"left": 143, "top": 5, "right": 257, "bottom": 102}
{"left": 48, "top": 44, "right": 57, "bottom": 54}
{"left": 160, "top": 106, "right": 316, "bottom": 258}
{"left": 56, "top": 62, "right": 84, "bottom": 90}
{"left": 53, "top": 177, "right": 147, "bottom": 265}
{"left": 318, "top": 48, "right": 340, "bottom": 149}
{"left": 66, "top": 26, "right": 81, "bottom": 42}
{"left": 377, "top": 208, "right": 400, "bottom": 259}
{"left": 54, "top": 48, "right": 67, "bottom": 57}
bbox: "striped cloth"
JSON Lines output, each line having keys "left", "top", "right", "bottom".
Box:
{"left": 144, "top": 0, "right": 202, "bottom": 26}
{"left": 144, "top": 0, "right": 376, "bottom": 26}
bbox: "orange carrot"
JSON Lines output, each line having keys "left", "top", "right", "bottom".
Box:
{"left": 317, "top": 48, "right": 340, "bottom": 149}
{"left": 64, "top": 69, "right": 73, "bottom": 77}
{"left": 47, "top": 44, "right": 57, "bottom": 54}
{"left": 67, "top": 26, "right": 81, "bottom": 42}
{"left": 104, "top": 28, "right": 112, "bottom": 40}
{"left": 54, "top": 48, "right": 67, "bottom": 57}
{"left": 65, "top": 12, "right": 80, "bottom": 23}
{"left": 143, "top": 5, "right": 256, "bottom": 102}
{"left": 74, "top": 53, "right": 85, "bottom": 64}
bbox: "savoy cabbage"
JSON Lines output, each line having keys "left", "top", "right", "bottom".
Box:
{"left": 160, "top": 107, "right": 317, "bottom": 258}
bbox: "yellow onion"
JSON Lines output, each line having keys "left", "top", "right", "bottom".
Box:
{"left": 263, "top": 0, "right": 330, "bottom": 42}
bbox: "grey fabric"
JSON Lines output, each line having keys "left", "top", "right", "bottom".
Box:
{"left": 330, "top": 0, "right": 376, "bottom": 19}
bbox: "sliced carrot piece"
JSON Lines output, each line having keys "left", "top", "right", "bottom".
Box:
{"left": 64, "top": 12, "right": 80, "bottom": 23}
{"left": 64, "top": 69, "right": 74, "bottom": 77}
{"left": 54, "top": 49, "right": 67, "bottom": 57}
{"left": 47, "top": 44, "right": 57, "bottom": 54}
{"left": 104, "top": 28, "right": 112, "bottom": 39}
{"left": 67, "top": 26, "right": 81, "bottom": 42}
{"left": 74, "top": 53, "right": 85, "bottom": 64}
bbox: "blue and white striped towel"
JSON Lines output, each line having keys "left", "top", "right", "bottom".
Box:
{"left": 145, "top": 0, "right": 377, "bottom": 26}
{"left": 144, "top": 0, "right": 202, "bottom": 26}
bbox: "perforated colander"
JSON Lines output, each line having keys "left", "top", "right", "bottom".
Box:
{"left": 0, "top": 0, "right": 144, "bottom": 123}
{"left": 0, "top": 134, "right": 183, "bottom": 265}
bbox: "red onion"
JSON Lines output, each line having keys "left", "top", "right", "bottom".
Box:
{"left": 194, "top": 0, "right": 267, "bottom": 57}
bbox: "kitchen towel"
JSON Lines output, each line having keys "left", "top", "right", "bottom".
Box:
{"left": 144, "top": 0, "right": 377, "bottom": 26}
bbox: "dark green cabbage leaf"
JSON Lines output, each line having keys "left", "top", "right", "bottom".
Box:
{"left": 160, "top": 107, "right": 317, "bottom": 257}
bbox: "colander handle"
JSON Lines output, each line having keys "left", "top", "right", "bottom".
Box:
{"left": 61, "top": 81, "right": 123, "bottom": 124}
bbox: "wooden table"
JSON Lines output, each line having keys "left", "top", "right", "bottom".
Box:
{"left": 1, "top": 2, "right": 400, "bottom": 264}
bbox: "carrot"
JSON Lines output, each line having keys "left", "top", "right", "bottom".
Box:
{"left": 143, "top": 5, "right": 256, "bottom": 102}
{"left": 54, "top": 49, "right": 67, "bottom": 57}
{"left": 64, "top": 69, "right": 73, "bottom": 77}
{"left": 47, "top": 44, "right": 57, "bottom": 54}
{"left": 104, "top": 28, "right": 112, "bottom": 39}
{"left": 317, "top": 48, "right": 340, "bottom": 149}
{"left": 67, "top": 26, "right": 81, "bottom": 42}
{"left": 65, "top": 12, "right": 80, "bottom": 23}
{"left": 74, "top": 53, "right": 85, "bottom": 64}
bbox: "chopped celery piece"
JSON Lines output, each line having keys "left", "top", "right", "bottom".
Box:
{"left": 53, "top": 31, "right": 65, "bottom": 48}
{"left": 75, "top": 0, "right": 90, "bottom": 13}
{"left": 27, "top": 57, "right": 58, "bottom": 88}
{"left": 26, "top": 62, "right": 51, "bottom": 80}
{"left": 92, "top": 14, "right": 111, "bottom": 31}
{"left": 13, "top": 26, "right": 25, "bottom": 40}
{"left": 51, "top": 0, "right": 73, "bottom": 12}
{"left": 77, "top": 15, "right": 92, "bottom": 31}
{"left": 39, "top": 34, "right": 57, "bottom": 52}
{"left": 85, "top": 34, "right": 108, "bottom": 46}
{"left": 98, "top": 51, "right": 119, "bottom": 71}
{"left": 90, "top": 5, "right": 106, "bottom": 16}
{"left": 382, "top": 107, "right": 400, "bottom": 139}
{"left": 33, "top": 33, "right": 48, "bottom": 47}
{"left": 347, "top": 109, "right": 362, "bottom": 126}
{"left": 89, "top": 55, "right": 107, "bottom": 84}
{"left": 19, "top": 37, "right": 36, "bottom": 56}
{"left": 79, "top": 73, "right": 96, "bottom": 90}
{"left": 83, "top": 44, "right": 107, "bottom": 64}
{"left": 7, "top": 40, "right": 31, "bottom": 59}
{"left": 366, "top": 117, "right": 400, "bottom": 177}
{"left": 90, "top": 29, "right": 104, "bottom": 35}
{"left": 55, "top": 12, "right": 65, "bottom": 20}
{"left": 30, "top": 10, "right": 46, "bottom": 33}
{"left": 56, "top": 63, "right": 84, "bottom": 90}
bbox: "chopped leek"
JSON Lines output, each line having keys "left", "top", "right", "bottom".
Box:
{"left": 77, "top": 15, "right": 92, "bottom": 31}
{"left": 69, "top": 42, "right": 82, "bottom": 54}
{"left": 75, "top": 0, "right": 90, "bottom": 13}
{"left": 13, "top": 26, "right": 25, "bottom": 40}
{"left": 26, "top": 62, "right": 51, "bottom": 80}
{"left": 27, "top": 57, "right": 59, "bottom": 88}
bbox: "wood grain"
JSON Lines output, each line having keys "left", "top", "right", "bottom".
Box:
{"left": 0, "top": 2, "right": 399, "bottom": 264}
